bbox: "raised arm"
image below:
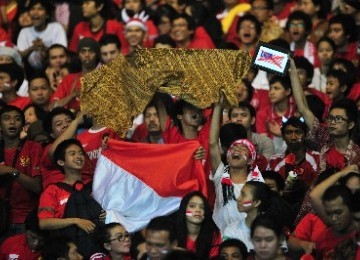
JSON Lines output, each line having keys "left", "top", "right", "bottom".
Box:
{"left": 289, "top": 59, "right": 315, "bottom": 130}
{"left": 309, "top": 165, "right": 359, "bottom": 222}
{"left": 209, "top": 93, "right": 224, "bottom": 174}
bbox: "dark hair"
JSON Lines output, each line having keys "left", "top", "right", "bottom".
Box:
{"left": 228, "top": 101, "right": 256, "bottom": 120}
{"left": 219, "top": 123, "right": 247, "bottom": 151}
{"left": 293, "top": 56, "right": 314, "bottom": 84}
{"left": 28, "top": 72, "right": 50, "bottom": 86}
{"left": 281, "top": 116, "right": 308, "bottom": 136}
{"left": 339, "top": 173, "right": 360, "bottom": 190}
{"left": 219, "top": 239, "right": 248, "bottom": 259}
{"left": 47, "top": 43, "right": 68, "bottom": 58}
{"left": 329, "top": 58, "right": 357, "bottom": 87}
{"left": 245, "top": 181, "right": 293, "bottom": 227}
{"left": 28, "top": 0, "right": 53, "bottom": 22}
{"left": 154, "top": 34, "right": 176, "bottom": 48}
{"left": 250, "top": 214, "right": 283, "bottom": 238}
{"left": 268, "top": 38, "right": 290, "bottom": 51}
{"left": 316, "top": 36, "right": 336, "bottom": 52}
{"left": 42, "top": 107, "right": 75, "bottom": 135}
{"left": 250, "top": 0, "right": 274, "bottom": 10}
{"left": 53, "top": 139, "right": 84, "bottom": 172}
{"left": 328, "top": 14, "right": 358, "bottom": 42}
{"left": 306, "top": 95, "right": 325, "bottom": 122}
{"left": 95, "top": 222, "right": 126, "bottom": 251}
{"left": 0, "top": 105, "right": 25, "bottom": 126}
{"left": 0, "top": 62, "right": 24, "bottom": 91}
{"left": 286, "top": 11, "right": 312, "bottom": 34}
{"left": 147, "top": 216, "right": 176, "bottom": 243}
{"left": 236, "top": 13, "right": 262, "bottom": 35}
{"left": 326, "top": 69, "right": 352, "bottom": 97}
{"left": 99, "top": 33, "right": 121, "bottom": 50}
{"left": 350, "top": 190, "right": 360, "bottom": 213}
{"left": 152, "top": 4, "right": 177, "bottom": 27}
{"left": 314, "top": 168, "right": 339, "bottom": 186}
{"left": 163, "top": 250, "right": 200, "bottom": 260}
{"left": 23, "top": 104, "right": 47, "bottom": 121}
{"left": 261, "top": 170, "right": 285, "bottom": 191}
{"left": 172, "top": 100, "right": 203, "bottom": 133}
{"left": 329, "top": 98, "right": 358, "bottom": 125}
{"left": 269, "top": 75, "right": 292, "bottom": 91}
{"left": 25, "top": 209, "right": 43, "bottom": 234}
{"left": 176, "top": 191, "right": 219, "bottom": 259}
{"left": 241, "top": 79, "right": 255, "bottom": 102}
{"left": 322, "top": 185, "right": 353, "bottom": 209}
{"left": 41, "top": 236, "right": 77, "bottom": 260}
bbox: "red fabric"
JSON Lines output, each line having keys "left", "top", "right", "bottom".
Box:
{"left": 275, "top": 2, "right": 295, "bottom": 20}
{"left": 38, "top": 183, "right": 84, "bottom": 219}
{"left": 335, "top": 42, "right": 359, "bottom": 65}
{"left": 0, "top": 141, "right": 42, "bottom": 224}
{"left": 0, "top": 233, "right": 41, "bottom": 260}
{"left": 69, "top": 20, "right": 126, "bottom": 52}
{"left": 251, "top": 89, "right": 270, "bottom": 112}
{"left": 187, "top": 27, "right": 215, "bottom": 49}
{"left": 77, "top": 128, "right": 120, "bottom": 167}
{"left": 7, "top": 96, "right": 31, "bottom": 110}
{"left": 0, "top": 26, "right": 12, "bottom": 46}
{"left": 268, "top": 150, "right": 319, "bottom": 186}
{"left": 326, "top": 146, "right": 346, "bottom": 169}
{"left": 51, "top": 72, "right": 82, "bottom": 111}
{"left": 347, "top": 83, "right": 360, "bottom": 102}
{"left": 40, "top": 143, "right": 94, "bottom": 189}
{"left": 131, "top": 123, "right": 148, "bottom": 142}
{"left": 225, "top": 15, "right": 240, "bottom": 46}
{"left": 102, "top": 139, "right": 208, "bottom": 197}
{"left": 186, "top": 231, "right": 221, "bottom": 258}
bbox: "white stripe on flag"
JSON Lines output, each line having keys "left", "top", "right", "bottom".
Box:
{"left": 93, "top": 155, "right": 181, "bottom": 232}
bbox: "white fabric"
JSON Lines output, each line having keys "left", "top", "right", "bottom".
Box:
{"left": 17, "top": 22, "right": 67, "bottom": 69}
{"left": 93, "top": 155, "right": 181, "bottom": 232}
{"left": 210, "top": 162, "right": 246, "bottom": 233}
{"left": 290, "top": 41, "right": 316, "bottom": 64}
{"left": 311, "top": 68, "right": 327, "bottom": 93}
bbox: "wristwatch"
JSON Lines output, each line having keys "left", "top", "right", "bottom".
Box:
{"left": 9, "top": 171, "right": 20, "bottom": 179}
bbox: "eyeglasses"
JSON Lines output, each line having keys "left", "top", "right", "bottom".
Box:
{"left": 108, "top": 233, "right": 131, "bottom": 243}
{"left": 325, "top": 115, "right": 350, "bottom": 124}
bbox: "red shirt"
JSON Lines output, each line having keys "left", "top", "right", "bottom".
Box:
{"left": 0, "top": 233, "right": 41, "bottom": 260}
{"left": 335, "top": 42, "right": 359, "bottom": 65}
{"left": 186, "top": 232, "right": 221, "bottom": 258}
{"left": 51, "top": 72, "right": 82, "bottom": 111}
{"left": 0, "top": 141, "right": 43, "bottom": 224}
{"left": 69, "top": 20, "right": 126, "bottom": 52}
{"left": 38, "top": 182, "right": 84, "bottom": 219}
{"left": 77, "top": 127, "right": 120, "bottom": 167}
{"left": 268, "top": 150, "right": 319, "bottom": 186}
{"left": 7, "top": 96, "right": 31, "bottom": 110}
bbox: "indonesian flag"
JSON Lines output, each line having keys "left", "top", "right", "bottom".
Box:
{"left": 92, "top": 139, "right": 207, "bottom": 232}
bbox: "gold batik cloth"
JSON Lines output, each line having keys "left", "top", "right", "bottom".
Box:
{"left": 81, "top": 48, "right": 251, "bottom": 136}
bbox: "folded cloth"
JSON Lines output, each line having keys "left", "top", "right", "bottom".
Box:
{"left": 81, "top": 48, "right": 251, "bottom": 136}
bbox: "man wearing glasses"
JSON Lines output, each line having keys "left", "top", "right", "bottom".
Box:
{"left": 289, "top": 59, "right": 360, "bottom": 172}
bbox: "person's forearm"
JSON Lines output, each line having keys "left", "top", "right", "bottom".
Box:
{"left": 39, "top": 218, "right": 78, "bottom": 230}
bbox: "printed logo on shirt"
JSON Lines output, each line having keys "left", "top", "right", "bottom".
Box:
{"left": 87, "top": 148, "right": 102, "bottom": 160}
{"left": 60, "top": 198, "right": 69, "bottom": 205}
{"left": 9, "top": 254, "right": 19, "bottom": 260}
{"left": 20, "top": 156, "right": 30, "bottom": 167}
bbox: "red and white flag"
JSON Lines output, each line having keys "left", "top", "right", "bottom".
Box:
{"left": 92, "top": 139, "right": 207, "bottom": 232}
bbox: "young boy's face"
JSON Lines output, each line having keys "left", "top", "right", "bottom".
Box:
{"left": 289, "top": 19, "right": 307, "bottom": 42}
{"left": 238, "top": 20, "right": 258, "bottom": 45}
{"left": 269, "top": 81, "right": 291, "bottom": 104}
{"left": 325, "top": 76, "right": 344, "bottom": 100}
{"left": 61, "top": 144, "right": 85, "bottom": 171}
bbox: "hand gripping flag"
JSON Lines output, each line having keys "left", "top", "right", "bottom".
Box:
{"left": 92, "top": 139, "right": 207, "bottom": 232}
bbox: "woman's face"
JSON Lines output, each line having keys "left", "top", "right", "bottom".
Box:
{"left": 328, "top": 23, "right": 347, "bottom": 47}
{"left": 24, "top": 106, "right": 38, "bottom": 127}
{"left": 237, "top": 184, "right": 256, "bottom": 213}
{"left": 252, "top": 226, "right": 280, "bottom": 260}
{"left": 186, "top": 196, "right": 205, "bottom": 225}
{"left": 106, "top": 225, "right": 131, "bottom": 254}
{"left": 317, "top": 41, "right": 335, "bottom": 65}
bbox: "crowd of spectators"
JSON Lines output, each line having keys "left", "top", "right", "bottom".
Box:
{"left": 0, "top": 0, "right": 360, "bottom": 259}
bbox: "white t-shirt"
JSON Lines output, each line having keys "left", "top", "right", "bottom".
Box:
{"left": 17, "top": 22, "right": 67, "bottom": 69}
{"left": 210, "top": 162, "right": 246, "bottom": 233}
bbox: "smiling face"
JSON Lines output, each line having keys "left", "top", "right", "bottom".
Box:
{"left": 58, "top": 144, "right": 85, "bottom": 172}
{"left": 29, "top": 3, "right": 48, "bottom": 27}
{"left": 227, "top": 143, "right": 251, "bottom": 169}
{"left": 125, "top": 25, "right": 146, "bottom": 47}
{"left": 185, "top": 195, "right": 205, "bottom": 225}
{"left": 171, "top": 18, "right": 193, "bottom": 44}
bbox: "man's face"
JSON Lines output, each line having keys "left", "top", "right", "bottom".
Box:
{"left": 79, "top": 47, "right": 97, "bottom": 70}
{"left": 125, "top": 26, "right": 146, "bottom": 47}
{"left": 326, "top": 108, "right": 353, "bottom": 137}
{"left": 59, "top": 144, "right": 85, "bottom": 172}
{"left": 26, "top": 230, "right": 44, "bottom": 251}
{"left": 238, "top": 20, "right": 258, "bottom": 45}
{"left": 282, "top": 124, "right": 305, "bottom": 149}
{"left": 82, "top": 0, "right": 100, "bottom": 18}
{"left": 220, "top": 246, "right": 243, "bottom": 260}
{"left": 0, "top": 110, "right": 23, "bottom": 139}
{"left": 324, "top": 196, "right": 352, "bottom": 233}
{"left": 100, "top": 43, "right": 120, "bottom": 64}
{"left": 145, "top": 230, "right": 173, "bottom": 260}
{"left": 229, "top": 107, "right": 254, "bottom": 130}
{"left": 144, "top": 106, "right": 161, "bottom": 134}
{"left": 29, "top": 3, "right": 48, "bottom": 27}
{"left": 171, "top": 18, "right": 193, "bottom": 44}
{"left": 29, "top": 77, "right": 51, "bottom": 106}
{"left": 269, "top": 82, "right": 290, "bottom": 104}
{"left": 289, "top": 19, "right": 307, "bottom": 43}
{"left": 328, "top": 23, "right": 347, "bottom": 47}
{"left": 51, "top": 113, "right": 73, "bottom": 139}
{"left": 251, "top": 0, "right": 272, "bottom": 23}
{"left": 317, "top": 41, "right": 335, "bottom": 65}
{"left": 48, "top": 47, "right": 68, "bottom": 69}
